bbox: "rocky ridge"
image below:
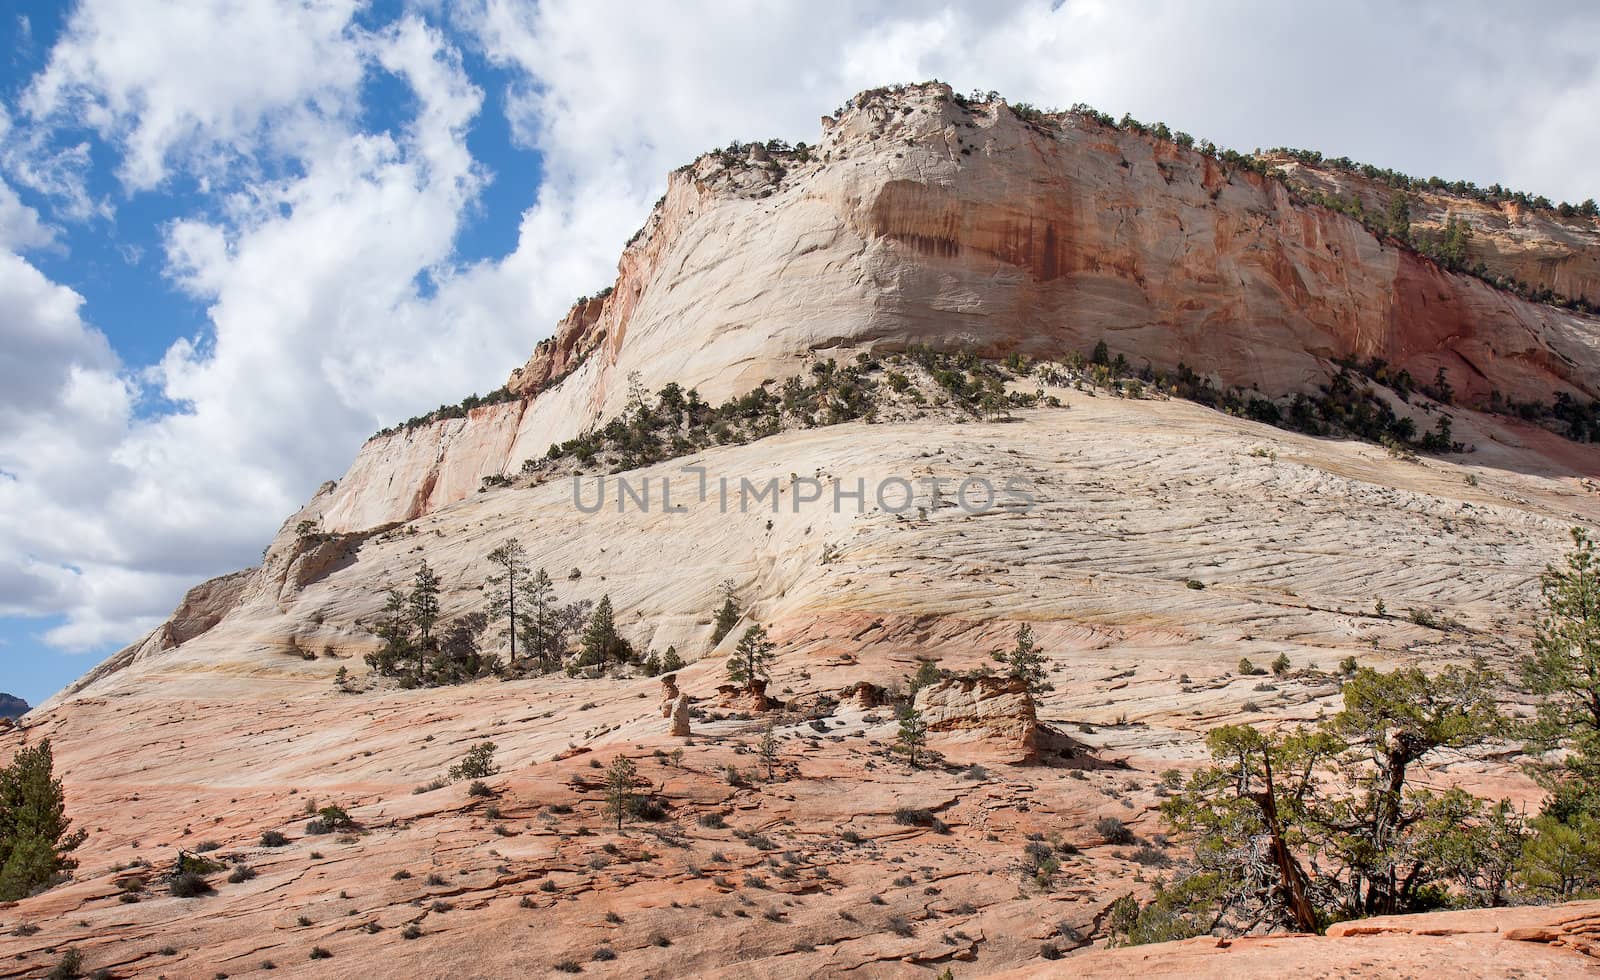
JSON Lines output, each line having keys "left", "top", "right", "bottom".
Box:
{"left": 316, "top": 81, "right": 1599, "bottom": 535}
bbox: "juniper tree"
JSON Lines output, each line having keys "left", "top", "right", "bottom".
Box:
{"left": 1151, "top": 661, "right": 1504, "bottom": 937}
{"left": 448, "top": 741, "right": 498, "bottom": 782}
{"left": 0, "top": 740, "right": 86, "bottom": 901}
{"left": 994, "top": 624, "right": 1051, "bottom": 696}
{"left": 727, "top": 624, "right": 775, "bottom": 693}
{"left": 484, "top": 539, "right": 531, "bottom": 665}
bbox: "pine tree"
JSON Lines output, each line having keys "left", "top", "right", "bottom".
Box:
{"left": 994, "top": 624, "right": 1052, "bottom": 696}
{"left": 603, "top": 756, "right": 638, "bottom": 831}
{"left": 758, "top": 726, "right": 780, "bottom": 781}
{"left": 727, "top": 624, "right": 775, "bottom": 692}
{"left": 1157, "top": 660, "right": 1504, "bottom": 935}
{"left": 1521, "top": 527, "right": 1600, "bottom": 741}
{"left": 1439, "top": 214, "right": 1472, "bottom": 269}
{"left": 366, "top": 586, "right": 412, "bottom": 677}
{"left": 517, "top": 568, "right": 562, "bottom": 672}
{"left": 895, "top": 706, "right": 928, "bottom": 768}
{"left": 1385, "top": 192, "right": 1412, "bottom": 242}
{"left": 579, "top": 594, "right": 624, "bottom": 668}
{"left": 1517, "top": 528, "right": 1600, "bottom": 885}
{"left": 0, "top": 740, "right": 86, "bottom": 901}
{"left": 711, "top": 597, "right": 740, "bottom": 645}
{"left": 408, "top": 561, "right": 442, "bottom": 681}
{"left": 484, "top": 539, "right": 530, "bottom": 665}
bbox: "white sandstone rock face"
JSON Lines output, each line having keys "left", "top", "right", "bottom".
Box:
{"left": 914, "top": 676, "right": 1038, "bottom": 745}
{"left": 308, "top": 82, "right": 1600, "bottom": 535}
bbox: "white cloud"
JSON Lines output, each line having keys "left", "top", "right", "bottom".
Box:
{"left": 21, "top": 0, "right": 369, "bottom": 192}
{"left": 0, "top": 177, "right": 54, "bottom": 251}
{"left": 0, "top": 250, "right": 115, "bottom": 420}
{"left": 0, "top": 11, "right": 502, "bottom": 651}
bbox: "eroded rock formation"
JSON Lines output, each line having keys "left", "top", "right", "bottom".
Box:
{"left": 307, "top": 82, "right": 1600, "bottom": 535}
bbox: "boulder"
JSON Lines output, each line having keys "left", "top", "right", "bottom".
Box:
{"left": 716, "top": 678, "right": 775, "bottom": 713}
{"left": 840, "top": 681, "right": 887, "bottom": 709}
{"left": 669, "top": 694, "right": 691, "bottom": 737}
{"left": 913, "top": 675, "right": 1075, "bottom": 762}
{"left": 660, "top": 673, "right": 681, "bottom": 718}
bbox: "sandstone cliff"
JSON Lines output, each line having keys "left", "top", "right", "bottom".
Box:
{"left": 310, "top": 82, "right": 1600, "bottom": 535}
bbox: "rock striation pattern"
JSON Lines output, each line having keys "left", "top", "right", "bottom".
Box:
{"left": 311, "top": 82, "right": 1600, "bottom": 534}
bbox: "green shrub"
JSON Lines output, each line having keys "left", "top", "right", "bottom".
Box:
{"left": 170, "top": 871, "right": 212, "bottom": 898}
{"left": 1094, "top": 817, "right": 1134, "bottom": 844}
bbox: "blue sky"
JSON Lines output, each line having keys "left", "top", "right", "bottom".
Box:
{"left": 2, "top": 0, "right": 1596, "bottom": 708}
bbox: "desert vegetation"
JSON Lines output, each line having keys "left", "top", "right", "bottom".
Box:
{"left": 0, "top": 740, "right": 85, "bottom": 901}
{"left": 1110, "top": 529, "right": 1600, "bottom": 944}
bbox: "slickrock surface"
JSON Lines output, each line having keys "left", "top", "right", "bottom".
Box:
{"left": 6, "top": 391, "right": 1599, "bottom": 977}
{"left": 1025, "top": 901, "right": 1600, "bottom": 978}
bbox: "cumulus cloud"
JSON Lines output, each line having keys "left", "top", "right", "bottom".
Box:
{"left": 21, "top": 0, "right": 368, "bottom": 191}
{"left": 1, "top": 0, "right": 1597, "bottom": 683}
{"left": 0, "top": 7, "right": 502, "bottom": 654}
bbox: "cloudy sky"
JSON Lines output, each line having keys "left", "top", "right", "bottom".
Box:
{"left": 1, "top": 0, "right": 1597, "bottom": 705}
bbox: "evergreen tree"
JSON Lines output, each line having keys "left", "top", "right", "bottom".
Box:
{"left": 0, "top": 740, "right": 86, "bottom": 901}
{"left": 1516, "top": 528, "right": 1600, "bottom": 887}
{"left": 522, "top": 574, "right": 591, "bottom": 675}
{"left": 1439, "top": 214, "right": 1472, "bottom": 269}
{"left": 516, "top": 567, "right": 561, "bottom": 672}
{"left": 758, "top": 726, "right": 780, "bottom": 781}
{"left": 711, "top": 597, "right": 740, "bottom": 645}
{"left": 1154, "top": 661, "right": 1504, "bottom": 936}
{"left": 994, "top": 624, "right": 1052, "bottom": 696}
{"left": 895, "top": 706, "right": 928, "bottom": 768}
{"left": 408, "top": 561, "right": 442, "bottom": 681}
{"left": 907, "top": 659, "right": 943, "bottom": 697}
{"left": 484, "top": 539, "right": 530, "bottom": 665}
{"left": 1521, "top": 527, "right": 1600, "bottom": 740}
{"left": 603, "top": 756, "right": 638, "bottom": 831}
{"left": 448, "top": 741, "right": 499, "bottom": 781}
{"left": 366, "top": 586, "right": 413, "bottom": 677}
{"left": 1385, "top": 192, "right": 1412, "bottom": 242}
{"left": 579, "top": 594, "right": 627, "bottom": 668}
{"left": 710, "top": 580, "right": 741, "bottom": 645}
{"left": 1519, "top": 813, "right": 1600, "bottom": 900}
{"left": 727, "top": 624, "right": 775, "bottom": 692}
